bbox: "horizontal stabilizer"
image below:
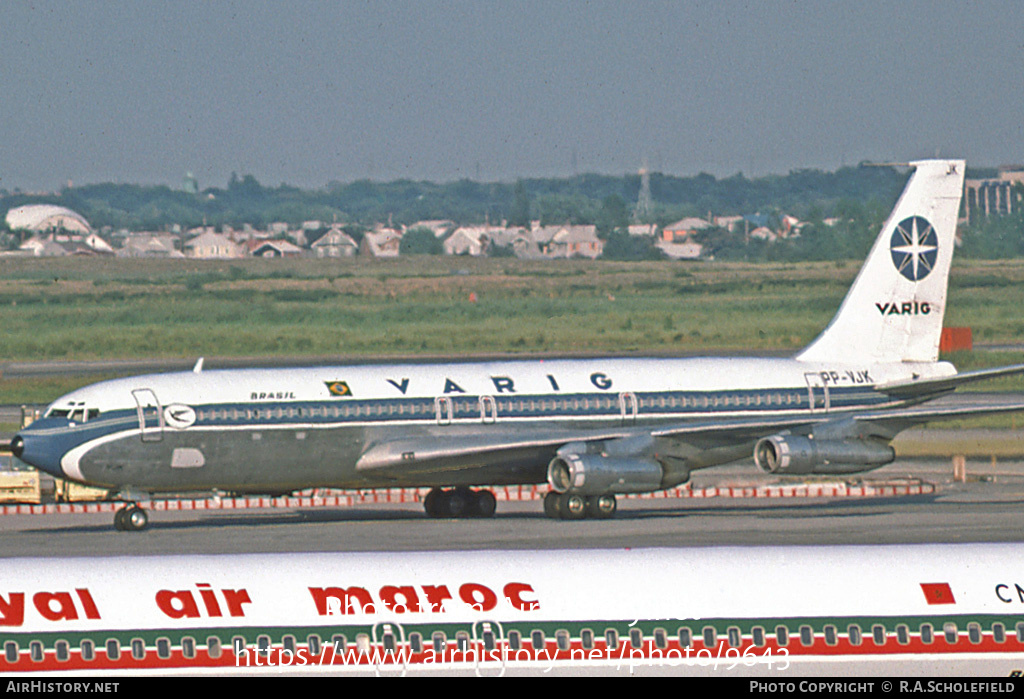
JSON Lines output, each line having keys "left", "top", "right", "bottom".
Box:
{"left": 856, "top": 391, "right": 1024, "bottom": 423}
{"left": 875, "top": 364, "right": 1024, "bottom": 398}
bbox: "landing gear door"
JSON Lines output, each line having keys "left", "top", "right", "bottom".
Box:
{"left": 803, "top": 372, "right": 830, "bottom": 413}
{"left": 132, "top": 388, "right": 164, "bottom": 442}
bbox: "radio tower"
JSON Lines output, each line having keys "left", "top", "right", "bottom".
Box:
{"left": 634, "top": 161, "right": 652, "bottom": 221}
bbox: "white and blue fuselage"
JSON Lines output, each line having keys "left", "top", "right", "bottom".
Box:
{"left": 15, "top": 356, "right": 954, "bottom": 492}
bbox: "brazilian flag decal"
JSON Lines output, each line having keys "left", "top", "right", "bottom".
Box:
{"left": 325, "top": 381, "right": 352, "bottom": 397}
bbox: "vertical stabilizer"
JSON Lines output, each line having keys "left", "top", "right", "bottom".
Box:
{"left": 796, "top": 160, "right": 965, "bottom": 364}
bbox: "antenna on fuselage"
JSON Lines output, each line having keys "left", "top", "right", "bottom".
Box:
{"left": 193, "top": 357, "right": 204, "bottom": 374}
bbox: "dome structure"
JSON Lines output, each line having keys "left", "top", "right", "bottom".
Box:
{"left": 5, "top": 204, "right": 91, "bottom": 233}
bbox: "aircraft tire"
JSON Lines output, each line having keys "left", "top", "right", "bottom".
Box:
{"left": 559, "top": 494, "right": 587, "bottom": 521}
{"left": 125, "top": 506, "right": 148, "bottom": 531}
{"left": 113, "top": 508, "right": 128, "bottom": 531}
{"left": 423, "top": 488, "right": 443, "bottom": 518}
{"left": 474, "top": 490, "right": 497, "bottom": 518}
{"left": 586, "top": 494, "right": 617, "bottom": 519}
{"left": 543, "top": 492, "right": 562, "bottom": 519}
{"left": 447, "top": 488, "right": 473, "bottom": 518}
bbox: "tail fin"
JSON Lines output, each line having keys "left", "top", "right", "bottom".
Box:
{"left": 795, "top": 159, "right": 965, "bottom": 364}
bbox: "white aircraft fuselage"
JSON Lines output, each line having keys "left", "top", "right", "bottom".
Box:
{"left": 3, "top": 545, "right": 1023, "bottom": 674}
{"left": 15, "top": 356, "right": 955, "bottom": 492}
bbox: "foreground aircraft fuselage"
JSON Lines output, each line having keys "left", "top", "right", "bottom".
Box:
{"left": 3, "top": 545, "right": 1023, "bottom": 675}
{"left": 11, "top": 159, "right": 1024, "bottom": 528}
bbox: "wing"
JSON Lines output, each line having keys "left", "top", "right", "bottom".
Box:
{"left": 354, "top": 390, "right": 1024, "bottom": 483}
{"left": 355, "top": 426, "right": 640, "bottom": 479}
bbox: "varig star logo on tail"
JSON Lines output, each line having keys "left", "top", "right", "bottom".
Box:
{"left": 890, "top": 216, "right": 938, "bottom": 281}
{"left": 325, "top": 380, "right": 352, "bottom": 397}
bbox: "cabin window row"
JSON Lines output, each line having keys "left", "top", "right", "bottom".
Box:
{"left": 193, "top": 391, "right": 813, "bottom": 425}
{"left": 3, "top": 621, "right": 1015, "bottom": 663}
{"left": 677, "top": 621, "right": 1010, "bottom": 648}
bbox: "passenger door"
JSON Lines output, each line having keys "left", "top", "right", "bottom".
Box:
{"left": 132, "top": 388, "right": 164, "bottom": 442}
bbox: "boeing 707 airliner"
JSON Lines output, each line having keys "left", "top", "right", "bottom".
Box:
{"left": 10, "top": 159, "right": 1024, "bottom": 529}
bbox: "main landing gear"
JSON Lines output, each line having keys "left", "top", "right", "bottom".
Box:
{"left": 113, "top": 504, "right": 149, "bottom": 532}
{"left": 423, "top": 487, "right": 497, "bottom": 519}
{"left": 544, "top": 492, "right": 617, "bottom": 520}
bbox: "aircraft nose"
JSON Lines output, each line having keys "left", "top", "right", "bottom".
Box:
{"left": 9, "top": 430, "right": 66, "bottom": 479}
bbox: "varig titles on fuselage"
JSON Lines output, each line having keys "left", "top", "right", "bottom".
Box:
{"left": 244, "top": 367, "right": 877, "bottom": 402}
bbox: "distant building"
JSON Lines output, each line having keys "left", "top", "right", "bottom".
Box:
{"left": 84, "top": 233, "right": 115, "bottom": 254}
{"left": 19, "top": 236, "right": 69, "bottom": 257}
{"left": 662, "top": 217, "right": 710, "bottom": 242}
{"left": 964, "top": 167, "right": 1024, "bottom": 225}
{"left": 779, "top": 215, "right": 803, "bottom": 238}
{"left": 5, "top": 205, "right": 90, "bottom": 234}
{"left": 184, "top": 231, "right": 245, "bottom": 259}
{"left": 531, "top": 225, "right": 560, "bottom": 253}
{"left": 488, "top": 226, "right": 538, "bottom": 258}
{"left": 627, "top": 223, "right": 658, "bottom": 237}
{"left": 444, "top": 225, "right": 502, "bottom": 256}
{"left": 713, "top": 215, "right": 743, "bottom": 232}
{"left": 310, "top": 228, "right": 358, "bottom": 258}
{"left": 360, "top": 229, "right": 402, "bottom": 258}
{"left": 547, "top": 225, "right": 603, "bottom": 258}
{"left": 250, "top": 239, "right": 303, "bottom": 258}
{"left": 118, "top": 234, "right": 184, "bottom": 258}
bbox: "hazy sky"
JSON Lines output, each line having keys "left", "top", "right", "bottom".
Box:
{"left": 1, "top": 1, "right": 1021, "bottom": 192}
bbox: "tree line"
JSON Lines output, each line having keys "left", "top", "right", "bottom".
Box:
{"left": 1, "top": 167, "right": 1021, "bottom": 261}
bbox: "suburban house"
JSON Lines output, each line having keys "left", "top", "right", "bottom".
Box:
{"left": 546, "top": 225, "right": 603, "bottom": 258}
{"left": 19, "top": 236, "right": 69, "bottom": 257}
{"left": 360, "top": 229, "right": 402, "bottom": 258}
{"left": 443, "top": 225, "right": 507, "bottom": 256}
{"left": 662, "top": 217, "right": 711, "bottom": 242}
{"left": 117, "top": 234, "right": 184, "bottom": 258}
{"left": 310, "top": 228, "right": 358, "bottom": 258}
{"left": 184, "top": 231, "right": 245, "bottom": 259}
{"left": 488, "top": 226, "right": 539, "bottom": 258}
{"left": 250, "top": 239, "right": 303, "bottom": 257}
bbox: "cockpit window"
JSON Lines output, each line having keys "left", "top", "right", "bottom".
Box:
{"left": 45, "top": 404, "right": 99, "bottom": 422}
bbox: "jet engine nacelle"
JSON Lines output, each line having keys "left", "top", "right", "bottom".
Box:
{"left": 753, "top": 435, "right": 895, "bottom": 475}
{"left": 547, "top": 453, "right": 664, "bottom": 495}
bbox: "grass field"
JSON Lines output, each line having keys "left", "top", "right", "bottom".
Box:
{"left": 0, "top": 255, "right": 1022, "bottom": 408}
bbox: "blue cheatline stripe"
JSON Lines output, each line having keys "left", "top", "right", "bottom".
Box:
{"left": 55, "top": 385, "right": 889, "bottom": 434}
